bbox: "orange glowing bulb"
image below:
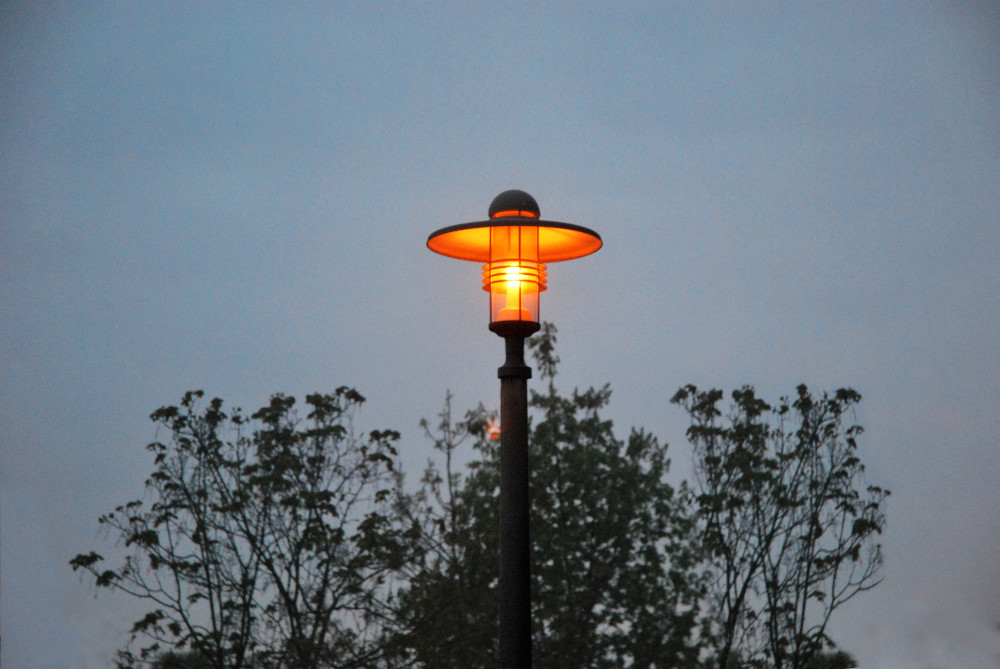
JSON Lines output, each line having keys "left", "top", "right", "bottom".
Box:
{"left": 499, "top": 265, "right": 532, "bottom": 322}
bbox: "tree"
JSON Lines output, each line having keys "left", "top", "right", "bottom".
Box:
{"left": 672, "top": 384, "right": 888, "bottom": 669}
{"left": 151, "top": 650, "right": 212, "bottom": 669}
{"left": 385, "top": 393, "right": 499, "bottom": 668}
{"left": 71, "top": 388, "right": 410, "bottom": 669}
{"left": 803, "top": 649, "right": 857, "bottom": 669}
{"left": 392, "top": 324, "right": 706, "bottom": 667}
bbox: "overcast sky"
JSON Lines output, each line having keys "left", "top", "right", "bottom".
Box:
{"left": 2, "top": 3, "right": 999, "bottom": 668}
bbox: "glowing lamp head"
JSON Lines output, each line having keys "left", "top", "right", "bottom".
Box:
{"left": 427, "top": 190, "right": 602, "bottom": 335}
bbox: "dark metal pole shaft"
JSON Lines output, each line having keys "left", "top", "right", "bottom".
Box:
{"left": 497, "top": 332, "right": 533, "bottom": 669}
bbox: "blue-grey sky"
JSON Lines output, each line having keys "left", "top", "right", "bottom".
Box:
{"left": 2, "top": 3, "right": 998, "bottom": 668}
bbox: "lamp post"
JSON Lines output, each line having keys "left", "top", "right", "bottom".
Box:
{"left": 427, "top": 190, "right": 602, "bottom": 668}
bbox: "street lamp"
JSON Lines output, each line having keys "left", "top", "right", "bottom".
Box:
{"left": 427, "top": 190, "right": 602, "bottom": 668}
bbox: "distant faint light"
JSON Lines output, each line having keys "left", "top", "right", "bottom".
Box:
{"left": 487, "top": 418, "right": 501, "bottom": 441}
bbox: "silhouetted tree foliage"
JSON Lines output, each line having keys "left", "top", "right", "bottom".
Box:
{"left": 74, "top": 324, "right": 884, "bottom": 669}
{"left": 71, "top": 388, "right": 409, "bottom": 668}
{"left": 803, "top": 649, "right": 857, "bottom": 669}
{"left": 389, "top": 324, "right": 706, "bottom": 667}
{"left": 383, "top": 393, "right": 498, "bottom": 668}
{"left": 721, "top": 647, "right": 858, "bottom": 669}
{"left": 672, "top": 384, "right": 887, "bottom": 669}
{"left": 151, "top": 649, "right": 212, "bottom": 669}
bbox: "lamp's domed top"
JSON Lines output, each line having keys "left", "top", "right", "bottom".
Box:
{"left": 489, "top": 190, "right": 540, "bottom": 218}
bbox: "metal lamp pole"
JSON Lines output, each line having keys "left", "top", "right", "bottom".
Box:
{"left": 491, "top": 321, "right": 539, "bottom": 668}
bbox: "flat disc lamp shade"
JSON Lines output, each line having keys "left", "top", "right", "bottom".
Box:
{"left": 427, "top": 190, "right": 602, "bottom": 326}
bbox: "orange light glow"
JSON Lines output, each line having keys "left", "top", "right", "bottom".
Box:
{"left": 503, "top": 265, "right": 526, "bottom": 320}
{"left": 427, "top": 225, "right": 601, "bottom": 263}
{"left": 487, "top": 418, "right": 500, "bottom": 440}
{"left": 483, "top": 260, "right": 546, "bottom": 322}
{"left": 490, "top": 210, "right": 540, "bottom": 219}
